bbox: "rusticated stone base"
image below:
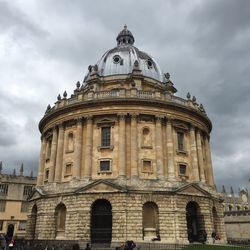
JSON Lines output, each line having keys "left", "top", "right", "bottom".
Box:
{"left": 26, "top": 182, "right": 226, "bottom": 245}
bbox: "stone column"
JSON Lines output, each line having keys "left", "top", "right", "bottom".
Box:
{"left": 130, "top": 113, "right": 138, "bottom": 178}
{"left": 37, "top": 136, "right": 46, "bottom": 185}
{"left": 54, "top": 123, "right": 65, "bottom": 182}
{"left": 166, "top": 117, "right": 175, "bottom": 180}
{"left": 190, "top": 125, "right": 199, "bottom": 181}
{"left": 84, "top": 115, "right": 93, "bottom": 178}
{"left": 73, "top": 117, "right": 83, "bottom": 179}
{"left": 205, "top": 136, "right": 215, "bottom": 186}
{"left": 155, "top": 116, "right": 164, "bottom": 179}
{"left": 196, "top": 129, "right": 206, "bottom": 182}
{"left": 48, "top": 126, "right": 58, "bottom": 182}
{"left": 118, "top": 113, "right": 126, "bottom": 177}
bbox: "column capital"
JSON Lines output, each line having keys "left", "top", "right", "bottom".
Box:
{"left": 117, "top": 113, "right": 127, "bottom": 120}
{"left": 190, "top": 124, "right": 196, "bottom": 130}
{"left": 130, "top": 112, "right": 139, "bottom": 120}
{"left": 155, "top": 115, "right": 164, "bottom": 123}
{"left": 75, "top": 117, "right": 83, "bottom": 124}
{"left": 84, "top": 115, "right": 93, "bottom": 122}
{"left": 166, "top": 115, "right": 173, "bottom": 124}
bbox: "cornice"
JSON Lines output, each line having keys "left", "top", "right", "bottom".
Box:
{"left": 39, "top": 98, "right": 212, "bottom": 133}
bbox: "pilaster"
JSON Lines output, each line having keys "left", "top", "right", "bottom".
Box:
{"left": 54, "top": 123, "right": 65, "bottom": 182}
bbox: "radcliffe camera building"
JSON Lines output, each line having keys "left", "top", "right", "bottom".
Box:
{"left": 26, "top": 26, "right": 226, "bottom": 245}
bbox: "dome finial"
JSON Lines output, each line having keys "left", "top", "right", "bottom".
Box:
{"left": 116, "top": 25, "right": 135, "bottom": 46}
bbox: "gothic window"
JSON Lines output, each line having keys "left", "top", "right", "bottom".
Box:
{"left": 142, "top": 127, "right": 152, "bottom": 148}
{"left": 101, "top": 127, "right": 111, "bottom": 147}
{"left": 67, "top": 132, "right": 74, "bottom": 152}
{"left": 100, "top": 160, "right": 111, "bottom": 172}
{"left": 18, "top": 221, "right": 27, "bottom": 231}
{"left": 64, "top": 163, "right": 72, "bottom": 176}
{"left": 21, "top": 201, "right": 29, "bottom": 213}
{"left": 23, "top": 185, "right": 33, "bottom": 198}
{"left": 142, "top": 159, "right": 152, "bottom": 173}
{"left": 0, "top": 200, "right": 6, "bottom": 212}
{"left": 55, "top": 203, "right": 67, "bottom": 238}
{"left": 228, "top": 205, "right": 233, "bottom": 211}
{"left": 0, "top": 221, "right": 3, "bottom": 231}
{"left": 177, "top": 131, "right": 185, "bottom": 151}
{"left": 0, "top": 184, "right": 8, "bottom": 195}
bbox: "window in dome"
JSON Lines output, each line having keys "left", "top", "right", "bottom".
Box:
{"left": 113, "top": 55, "right": 121, "bottom": 64}
{"left": 147, "top": 59, "right": 153, "bottom": 69}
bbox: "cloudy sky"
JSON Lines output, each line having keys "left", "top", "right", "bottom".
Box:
{"left": 0, "top": 0, "right": 250, "bottom": 193}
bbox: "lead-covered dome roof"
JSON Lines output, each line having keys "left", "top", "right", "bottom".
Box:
{"left": 86, "top": 26, "right": 165, "bottom": 83}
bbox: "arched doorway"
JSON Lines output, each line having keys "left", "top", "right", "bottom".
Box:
{"left": 55, "top": 203, "right": 67, "bottom": 239}
{"left": 91, "top": 199, "right": 112, "bottom": 244}
{"left": 186, "top": 201, "right": 204, "bottom": 243}
{"left": 142, "top": 202, "right": 159, "bottom": 240}
{"left": 6, "top": 224, "right": 14, "bottom": 241}
{"left": 212, "top": 206, "right": 219, "bottom": 232}
{"left": 30, "top": 204, "right": 38, "bottom": 239}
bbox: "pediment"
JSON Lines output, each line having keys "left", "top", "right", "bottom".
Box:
{"left": 75, "top": 180, "right": 126, "bottom": 194}
{"left": 27, "top": 187, "right": 47, "bottom": 201}
{"left": 174, "top": 183, "right": 211, "bottom": 197}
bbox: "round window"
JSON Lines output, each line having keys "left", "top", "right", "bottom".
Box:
{"left": 113, "top": 55, "right": 121, "bottom": 64}
{"left": 147, "top": 59, "right": 153, "bottom": 68}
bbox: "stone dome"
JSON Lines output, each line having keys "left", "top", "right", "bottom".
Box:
{"left": 86, "top": 26, "right": 165, "bottom": 83}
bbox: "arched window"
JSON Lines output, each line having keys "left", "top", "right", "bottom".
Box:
{"left": 142, "top": 202, "right": 159, "bottom": 240}
{"left": 30, "top": 204, "right": 38, "bottom": 239}
{"left": 142, "top": 127, "right": 152, "bottom": 147}
{"left": 67, "top": 132, "right": 74, "bottom": 152}
{"left": 186, "top": 201, "right": 205, "bottom": 243}
{"left": 55, "top": 203, "right": 67, "bottom": 239}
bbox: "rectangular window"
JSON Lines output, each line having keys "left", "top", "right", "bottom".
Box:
{"left": 23, "top": 185, "right": 33, "bottom": 197}
{"left": 0, "top": 221, "right": 3, "bottom": 231}
{"left": 0, "top": 184, "right": 8, "bottom": 195}
{"left": 65, "top": 163, "right": 72, "bottom": 176}
{"left": 142, "top": 160, "right": 152, "bottom": 173}
{"left": 179, "top": 164, "right": 187, "bottom": 176}
{"left": 177, "top": 132, "right": 184, "bottom": 151}
{"left": 44, "top": 169, "right": 49, "bottom": 181}
{"left": 0, "top": 200, "right": 6, "bottom": 212}
{"left": 18, "top": 221, "right": 27, "bottom": 231}
{"left": 21, "top": 201, "right": 29, "bottom": 213}
{"left": 101, "top": 127, "right": 111, "bottom": 147}
{"left": 46, "top": 139, "right": 52, "bottom": 160}
{"left": 100, "top": 161, "right": 111, "bottom": 172}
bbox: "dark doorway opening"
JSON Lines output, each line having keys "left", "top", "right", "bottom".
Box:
{"left": 186, "top": 201, "right": 204, "bottom": 243}
{"left": 6, "top": 224, "right": 14, "bottom": 241}
{"left": 91, "top": 199, "right": 112, "bottom": 244}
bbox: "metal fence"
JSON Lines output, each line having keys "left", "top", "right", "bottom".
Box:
{"left": 9, "top": 240, "right": 250, "bottom": 250}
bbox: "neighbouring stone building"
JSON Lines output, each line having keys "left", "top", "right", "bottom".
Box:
{"left": 26, "top": 26, "right": 226, "bottom": 245}
{"left": 0, "top": 162, "right": 36, "bottom": 238}
{"left": 222, "top": 186, "right": 250, "bottom": 242}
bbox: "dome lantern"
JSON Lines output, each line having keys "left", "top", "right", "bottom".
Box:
{"left": 116, "top": 25, "right": 135, "bottom": 46}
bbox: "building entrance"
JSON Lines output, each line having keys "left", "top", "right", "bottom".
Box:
{"left": 186, "top": 201, "right": 204, "bottom": 242}
{"left": 91, "top": 199, "right": 112, "bottom": 243}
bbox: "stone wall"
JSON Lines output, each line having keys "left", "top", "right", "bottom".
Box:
{"left": 27, "top": 188, "right": 226, "bottom": 245}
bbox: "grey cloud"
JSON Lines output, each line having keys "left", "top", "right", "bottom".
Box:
{"left": 0, "top": 1, "right": 47, "bottom": 39}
